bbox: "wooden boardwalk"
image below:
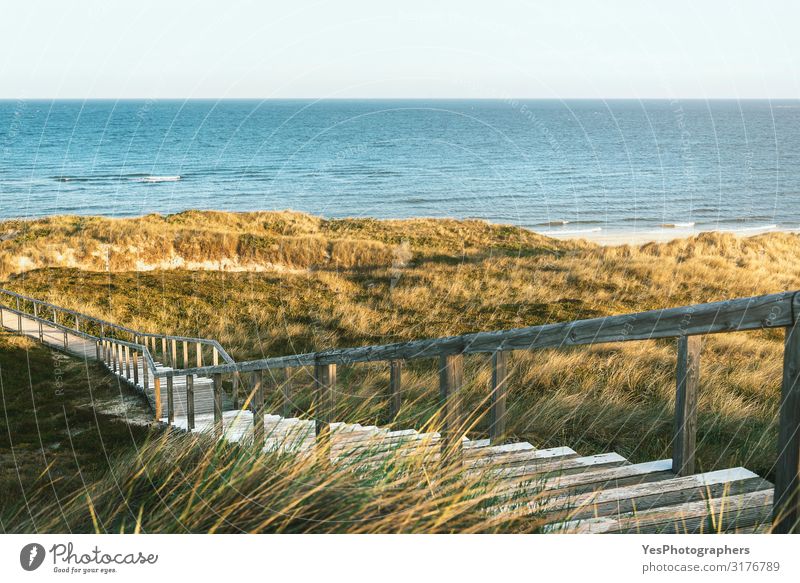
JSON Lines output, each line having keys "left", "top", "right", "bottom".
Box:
{"left": 1, "top": 289, "right": 796, "bottom": 534}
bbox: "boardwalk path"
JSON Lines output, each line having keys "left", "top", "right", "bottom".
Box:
{"left": 1, "top": 291, "right": 791, "bottom": 534}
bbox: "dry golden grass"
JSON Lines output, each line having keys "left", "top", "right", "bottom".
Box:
{"left": 3, "top": 211, "right": 799, "bottom": 484}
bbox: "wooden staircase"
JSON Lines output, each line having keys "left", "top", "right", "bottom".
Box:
{"left": 1, "top": 289, "right": 795, "bottom": 534}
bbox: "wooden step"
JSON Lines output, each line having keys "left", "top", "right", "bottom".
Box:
{"left": 549, "top": 487, "right": 775, "bottom": 533}
{"left": 529, "top": 467, "right": 771, "bottom": 525}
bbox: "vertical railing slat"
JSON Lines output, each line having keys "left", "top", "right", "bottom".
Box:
{"left": 774, "top": 321, "right": 800, "bottom": 533}
{"left": 186, "top": 374, "right": 195, "bottom": 430}
{"left": 489, "top": 350, "right": 510, "bottom": 444}
{"left": 389, "top": 360, "right": 402, "bottom": 419}
{"left": 673, "top": 335, "right": 701, "bottom": 476}
{"left": 252, "top": 370, "right": 265, "bottom": 447}
{"left": 439, "top": 352, "right": 464, "bottom": 462}
{"left": 213, "top": 373, "right": 223, "bottom": 438}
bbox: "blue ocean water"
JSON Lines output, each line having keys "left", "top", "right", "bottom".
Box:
{"left": 1, "top": 99, "right": 798, "bottom": 235}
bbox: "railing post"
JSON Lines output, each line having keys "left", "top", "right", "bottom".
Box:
{"left": 232, "top": 372, "right": 240, "bottom": 410}
{"left": 63, "top": 328, "right": 68, "bottom": 348}
{"left": 439, "top": 352, "right": 464, "bottom": 463}
{"left": 182, "top": 340, "right": 188, "bottom": 369}
{"left": 133, "top": 350, "right": 139, "bottom": 386}
{"left": 196, "top": 342, "right": 203, "bottom": 367}
{"left": 171, "top": 338, "right": 177, "bottom": 368}
{"left": 143, "top": 356, "right": 149, "bottom": 390}
{"left": 213, "top": 373, "right": 223, "bottom": 438}
{"left": 75, "top": 315, "right": 80, "bottom": 332}
{"left": 673, "top": 335, "right": 701, "bottom": 476}
{"left": 213, "top": 346, "right": 219, "bottom": 366}
{"left": 125, "top": 345, "right": 132, "bottom": 378}
{"left": 389, "top": 360, "right": 402, "bottom": 419}
{"left": 251, "top": 370, "right": 265, "bottom": 447}
{"left": 774, "top": 317, "right": 800, "bottom": 533}
{"left": 186, "top": 374, "right": 195, "bottom": 430}
{"left": 161, "top": 336, "right": 167, "bottom": 363}
{"left": 489, "top": 350, "right": 511, "bottom": 444}
{"left": 313, "top": 362, "right": 336, "bottom": 461}
{"left": 166, "top": 375, "right": 174, "bottom": 424}
{"left": 153, "top": 377, "right": 162, "bottom": 422}
{"left": 281, "top": 367, "right": 293, "bottom": 418}
{"left": 95, "top": 341, "right": 102, "bottom": 361}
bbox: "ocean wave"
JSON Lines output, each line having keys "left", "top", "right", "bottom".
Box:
{"left": 535, "top": 219, "right": 570, "bottom": 226}
{"left": 131, "top": 176, "right": 181, "bottom": 183}
{"left": 540, "top": 227, "right": 602, "bottom": 235}
{"left": 717, "top": 224, "right": 778, "bottom": 233}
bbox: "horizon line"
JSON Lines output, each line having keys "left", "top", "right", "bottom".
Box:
{"left": 2, "top": 96, "right": 800, "bottom": 102}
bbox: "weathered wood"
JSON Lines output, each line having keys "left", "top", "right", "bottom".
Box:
{"left": 489, "top": 350, "right": 511, "bottom": 444}
{"left": 142, "top": 354, "right": 149, "bottom": 390}
{"left": 167, "top": 376, "right": 175, "bottom": 424}
{"left": 125, "top": 345, "right": 132, "bottom": 379}
{"left": 169, "top": 292, "right": 798, "bottom": 377}
{"left": 673, "top": 335, "right": 701, "bottom": 476}
{"left": 161, "top": 336, "right": 167, "bottom": 362}
{"left": 196, "top": 342, "right": 203, "bottom": 367}
{"left": 251, "top": 370, "right": 265, "bottom": 446}
{"left": 281, "top": 367, "right": 292, "bottom": 418}
{"left": 774, "top": 319, "right": 800, "bottom": 533}
{"left": 313, "top": 363, "right": 336, "bottom": 463}
{"left": 171, "top": 338, "right": 177, "bottom": 368}
{"left": 314, "top": 363, "right": 336, "bottom": 435}
{"left": 213, "top": 346, "right": 219, "bottom": 366}
{"left": 153, "top": 377, "right": 162, "bottom": 422}
{"left": 186, "top": 375, "right": 195, "bottom": 430}
{"left": 133, "top": 351, "right": 139, "bottom": 385}
{"left": 231, "top": 372, "right": 240, "bottom": 410}
{"left": 389, "top": 360, "right": 402, "bottom": 418}
{"left": 213, "top": 373, "right": 223, "bottom": 438}
{"left": 439, "top": 352, "right": 464, "bottom": 460}
{"left": 182, "top": 340, "right": 188, "bottom": 368}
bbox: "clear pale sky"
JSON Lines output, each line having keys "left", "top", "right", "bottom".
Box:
{"left": 1, "top": 0, "right": 798, "bottom": 99}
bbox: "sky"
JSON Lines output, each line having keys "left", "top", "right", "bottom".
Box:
{"left": 0, "top": 0, "right": 798, "bottom": 99}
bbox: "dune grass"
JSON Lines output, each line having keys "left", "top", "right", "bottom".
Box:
{"left": 1, "top": 210, "right": 798, "bottom": 532}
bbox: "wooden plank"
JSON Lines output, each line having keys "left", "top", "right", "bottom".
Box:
{"left": 182, "top": 340, "right": 189, "bottom": 369}
{"left": 213, "top": 373, "right": 223, "bottom": 438}
{"left": 251, "top": 370, "right": 264, "bottom": 446}
{"left": 167, "top": 376, "right": 174, "bottom": 424}
{"left": 133, "top": 351, "right": 139, "bottom": 385}
{"left": 774, "top": 313, "right": 800, "bottom": 533}
{"left": 439, "top": 353, "right": 464, "bottom": 461}
{"left": 313, "top": 363, "right": 336, "bottom": 462}
{"left": 673, "top": 335, "right": 701, "bottom": 475}
{"left": 153, "top": 378, "right": 162, "bottom": 422}
{"left": 213, "top": 346, "right": 219, "bottom": 366}
{"left": 551, "top": 489, "right": 774, "bottom": 534}
{"left": 313, "top": 363, "right": 336, "bottom": 435}
{"left": 465, "top": 444, "right": 577, "bottom": 469}
{"left": 281, "top": 367, "right": 292, "bottom": 418}
{"left": 535, "top": 468, "right": 769, "bottom": 523}
{"left": 489, "top": 350, "right": 510, "bottom": 444}
{"left": 481, "top": 452, "right": 628, "bottom": 483}
{"left": 161, "top": 336, "right": 167, "bottom": 362}
{"left": 186, "top": 375, "right": 195, "bottom": 430}
{"left": 389, "top": 360, "right": 402, "bottom": 419}
{"left": 170, "top": 338, "right": 177, "bottom": 368}
{"left": 196, "top": 342, "right": 203, "bottom": 368}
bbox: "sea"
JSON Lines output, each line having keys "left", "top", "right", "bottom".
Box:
{"left": 1, "top": 99, "right": 798, "bottom": 237}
